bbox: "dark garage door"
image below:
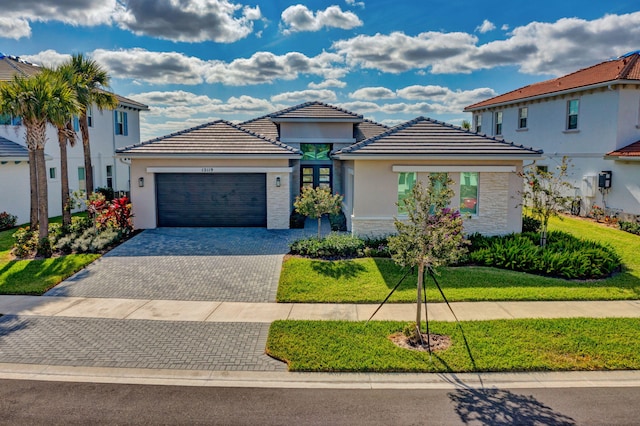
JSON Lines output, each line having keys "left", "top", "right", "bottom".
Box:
{"left": 156, "top": 173, "right": 267, "bottom": 227}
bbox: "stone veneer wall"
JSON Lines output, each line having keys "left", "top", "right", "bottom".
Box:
{"left": 351, "top": 172, "right": 515, "bottom": 237}
{"left": 267, "top": 171, "right": 291, "bottom": 229}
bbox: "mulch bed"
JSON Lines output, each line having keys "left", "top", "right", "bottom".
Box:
{"left": 388, "top": 332, "right": 452, "bottom": 352}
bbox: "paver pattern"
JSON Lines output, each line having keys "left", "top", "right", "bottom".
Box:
{"left": 46, "top": 227, "right": 310, "bottom": 302}
{"left": 0, "top": 315, "right": 285, "bottom": 371}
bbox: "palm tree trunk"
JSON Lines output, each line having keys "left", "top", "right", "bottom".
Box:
{"left": 58, "top": 124, "right": 71, "bottom": 227}
{"left": 35, "top": 147, "right": 49, "bottom": 256}
{"left": 28, "top": 149, "right": 38, "bottom": 228}
{"left": 80, "top": 112, "right": 93, "bottom": 195}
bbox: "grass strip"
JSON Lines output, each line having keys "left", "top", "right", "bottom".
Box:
{"left": 267, "top": 318, "right": 640, "bottom": 373}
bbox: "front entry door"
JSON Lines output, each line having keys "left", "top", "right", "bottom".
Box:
{"left": 301, "top": 165, "right": 332, "bottom": 190}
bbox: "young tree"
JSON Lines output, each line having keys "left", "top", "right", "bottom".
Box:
{"left": 461, "top": 119, "right": 471, "bottom": 130}
{"left": 520, "top": 157, "right": 574, "bottom": 246}
{"left": 387, "top": 174, "right": 467, "bottom": 342}
{"left": 0, "top": 72, "right": 78, "bottom": 255}
{"left": 69, "top": 54, "right": 118, "bottom": 195}
{"left": 294, "top": 186, "right": 343, "bottom": 238}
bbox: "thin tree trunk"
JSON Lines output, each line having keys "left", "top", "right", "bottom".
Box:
{"left": 80, "top": 112, "right": 93, "bottom": 195}
{"left": 35, "top": 147, "right": 49, "bottom": 256}
{"left": 58, "top": 124, "right": 71, "bottom": 227}
{"left": 415, "top": 262, "right": 424, "bottom": 342}
{"left": 28, "top": 149, "right": 38, "bottom": 228}
{"left": 317, "top": 216, "right": 322, "bottom": 238}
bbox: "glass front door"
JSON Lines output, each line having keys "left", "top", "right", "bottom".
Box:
{"left": 302, "top": 165, "right": 332, "bottom": 190}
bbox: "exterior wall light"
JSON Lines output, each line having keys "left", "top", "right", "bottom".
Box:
{"left": 276, "top": 176, "right": 281, "bottom": 187}
{"left": 138, "top": 177, "right": 144, "bottom": 187}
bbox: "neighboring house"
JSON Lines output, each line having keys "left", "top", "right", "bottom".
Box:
{"left": 118, "top": 102, "right": 541, "bottom": 236}
{"left": 0, "top": 54, "right": 148, "bottom": 224}
{"left": 465, "top": 51, "right": 640, "bottom": 220}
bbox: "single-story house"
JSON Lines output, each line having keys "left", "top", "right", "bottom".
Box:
{"left": 116, "top": 102, "right": 542, "bottom": 236}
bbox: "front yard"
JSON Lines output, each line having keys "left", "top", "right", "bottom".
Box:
{"left": 0, "top": 220, "right": 100, "bottom": 295}
{"left": 277, "top": 215, "right": 640, "bottom": 303}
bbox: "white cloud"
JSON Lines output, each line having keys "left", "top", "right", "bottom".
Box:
{"left": 332, "top": 11, "right": 640, "bottom": 76}
{"left": 501, "top": 24, "right": 509, "bottom": 31}
{"left": 270, "top": 89, "right": 336, "bottom": 103}
{"left": 308, "top": 79, "right": 347, "bottom": 89}
{"left": 345, "top": 0, "right": 365, "bottom": 7}
{"left": 113, "top": 0, "right": 262, "bottom": 43}
{"left": 349, "top": 86, "right": 396, "bottom": 100}
{"left": 21, "top": 50, "right": 71, "bottom": 68}
{"left": 281, "top": 4, "right": 362, "bottom": 34}
{"left": 1, "top": 0, "right": 116, "bottom": 27}
{"left": 0, "top": 18, "right": 32, "bottom": 40}
{"left": 396, "top": 85, "right": 449, "bottom": 99}
{"left": 476, "top": 19, "right": 496, "bottom": 33}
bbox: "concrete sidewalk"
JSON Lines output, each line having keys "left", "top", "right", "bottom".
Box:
{"left": 1, "top": 295, "right": 640, "bottom": 322}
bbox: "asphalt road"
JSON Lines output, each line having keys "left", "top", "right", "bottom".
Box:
{"left": 1, "top": 380, "right": 638, "bottom": 425}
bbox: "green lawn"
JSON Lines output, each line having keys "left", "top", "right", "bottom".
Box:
{"left": 0, "top": 216, "right": 99, "bottom": 295}
{"left": 277, "top": 215, "right": 640, "bottom": 303}
{"left": 267, "top": 318, "right": 640, "bottom": 372}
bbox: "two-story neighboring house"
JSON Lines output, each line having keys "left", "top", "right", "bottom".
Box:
{"left": 0, "top": 54, "right": 148, "bottom": 224}
{"left": 465, "top": 52, "right": 640, "bottom": 220}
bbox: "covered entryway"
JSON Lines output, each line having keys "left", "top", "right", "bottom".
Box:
{"left": 156, "top": 173, "right": 266, "bottom": 227}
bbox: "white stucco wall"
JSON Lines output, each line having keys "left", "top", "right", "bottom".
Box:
{"left": 470, "top": 85, "right": 640, "bottom": 216}
{"left": 0, "top": 162, "right": 30, "bottom": 224}
{"left": 279, "top": 122, "right": 355, "bottom": 142}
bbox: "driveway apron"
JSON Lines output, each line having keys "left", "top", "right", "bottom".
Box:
{"left": 46, "top": 227, "right": 301, "bottom": 302}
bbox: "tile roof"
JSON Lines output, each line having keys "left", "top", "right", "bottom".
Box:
{"left": 0, "top": 55, "right": 40, "bottom": 80}
{"left": 238, "top": 116, "right": 279, "bottom": 141}
{"left": 0, "top": 136, "right": 29, "bottom": 159}
{"left": 354, "top": 119, "right": 389, "bottom": 142}
{"left": 117, "top": 120, "right": 301, "bottom": 157}
{"left": 465, "top": 53, "right": 640, "bottom": 110}
{"left": 270, "top": 101, "right": 363, "bottom": 121}
{"left": 606, "top": 140, "right": 640, "bottom": 158}
{"left": 335, "top": 117, "right": 542, "bottom": 158}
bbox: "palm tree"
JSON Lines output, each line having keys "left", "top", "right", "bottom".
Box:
{"left": 44, "top": 65, "right": 80, "bottom": 227}
{"left": 70, "top": 54, "right": 118, "bottom": 195}
{"left": 0, "top": 72, "right": 78, "bottom": 256}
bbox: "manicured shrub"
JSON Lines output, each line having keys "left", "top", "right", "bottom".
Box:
{"left": 329, "top": 211, "right": 347, "bottom": 232}
{"left": 362, "top": 236, "right": 391, "bottom": 258}
{"left": 0, "top": 211, "right": 17, "bottom": 230}
{"left": 468, "top": 231, "right": 621, "bottom": 280}
{"left": 289, "top": 233, "right": 365, "bottom": 259}
{"left": 619, "top": 221, "right": 640, "bottom": 236}
{"left": 95, "top": 186, "right": 115, "bottom": 201}
{"left": 56, "top": 227, "right": 122, "bottom": 254}
{"left": 522, "top": 215, "right": 541, "bottom": 233}
{"left": 12, "top": 227, "right": 37, "bottom": 258}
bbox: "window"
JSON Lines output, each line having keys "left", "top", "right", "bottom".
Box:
{"left": 460, "top": 172, "right": 479, "bottom": 215}
{"left": 78, "top": 167, "right": 86, "bottom": 192}
{"left": 115, "top": 111, "right": 128, "bottom": 135}
{"left": 474, "top": 114, "right": 482, "bottom": 133}
{"left": 49, "top": 167, "right": 57, "bottom": 179}
{"left": 300, "top": 143, "right": 331, "bottom": 160}
{"left": 397, "top": 172, "right": 416, "bottom": 214}
{"left": 0, "top": 114, "right": 21, "bottom": 126}
{"left": 87, "top": 107, "right": 93, "bottom": 127}
{"left": 536, "top": 165, "right": 548, "bottom": 173}
{"left": 567, "top": 100, "right": 579, "bottom": 130}
{"left": 106, "top": 165, "right": 113, "bottom": 189}
{"left": 73, "top": 116, "right": 80, "bottom": 132}
{"left": 518, "top": 107, "right": 528, "bottom": 129}
{"left": 494, "top": 111, "right": 503, "bottom": 135}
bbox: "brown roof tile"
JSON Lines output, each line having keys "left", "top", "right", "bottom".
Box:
{"left": 465, "top": 53, "right": 640, "bottom": 110}
{"left": 270, "top": 101, "right": 363, "bottom": 121}
{"left": 238, "top": 116, "right": 279, "bottom": 141}
{"left": 117, "top": 120, "right": 300, "bottom": 157}
{"left": 354, "top": 119, "right": 389, "bottom": 142}
{"left": 336, "top": 117, "right": 541, "bottom": 158}
{"left": 606, "top": 140, "right": 640, "bottom": 158}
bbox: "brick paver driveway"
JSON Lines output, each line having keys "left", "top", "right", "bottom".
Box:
{"left": 46, "top": 227, "right": 305, "bottom": 302}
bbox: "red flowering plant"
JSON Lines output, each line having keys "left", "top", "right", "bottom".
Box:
{"left": 87, "top": 193, "right": 133, "bottom": 233}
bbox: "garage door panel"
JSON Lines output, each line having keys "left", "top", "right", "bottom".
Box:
{"left": 156, "top": 173, "right": 266, "bottom": 227}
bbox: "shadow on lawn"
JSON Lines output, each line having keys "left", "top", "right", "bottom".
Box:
{"left": 449, "top": 388, "right": 576, "bottom": 425}
{"left": 310, "top": 260, "right": 366, "bottom": 279}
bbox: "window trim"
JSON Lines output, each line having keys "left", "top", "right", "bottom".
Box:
{"left": 518, "top": 107, "right": 528, "bottom": 129}
{"left": 49, "top": 167, "right": 57, "bottom": 180}
{"left": 115, "top": 110, "right": 128, "bottom": 136}
{"left": 494, "top": 111, "right": 503, "bottom": 136}
{"left": 459, "top": 171, "right": 479, "bottom": 216}
{"left": 473, "top": 114, "right": 482, "bottom": 133}
{"left": 397, "top": 171, "right": 417, "bottom": 215}
{"left": 566, "top": 99, "right": 579, "bottom": 130}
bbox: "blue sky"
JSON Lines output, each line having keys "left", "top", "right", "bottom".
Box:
{"left": 2, "top": 0, "right": 639, "bottom": 140}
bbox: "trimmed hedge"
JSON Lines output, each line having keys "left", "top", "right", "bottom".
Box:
{"left": 468, "top": 231, "right": 621, "bottom": 280}
{"left": 289, "top": 233, "right": 364, "bottom": 259}
{"left": 619, "top": 221, "right": 640, "bottom": 236}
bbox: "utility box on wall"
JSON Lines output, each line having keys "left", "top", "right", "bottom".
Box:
{"left": 598, "top": 171, "right": 612, "bottom": 189}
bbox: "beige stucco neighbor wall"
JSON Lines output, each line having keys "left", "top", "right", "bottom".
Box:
{"left": 128, "top": 158, "right": 291, "bottom": 229}
{"left": 350, "top": 160, "right": 524, "bottom": 237}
